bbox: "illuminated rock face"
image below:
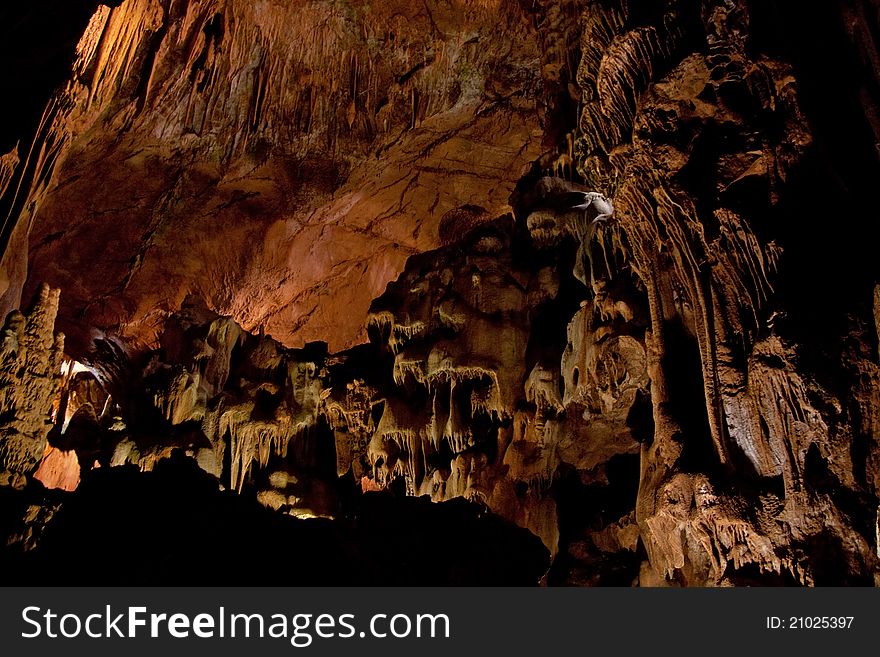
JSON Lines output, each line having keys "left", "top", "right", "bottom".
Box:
{"left": 0, "top": 284, "right": 65, "bottom": 486}
{"left": 4, "top": 0, "right": 563, "bottom": 355}
{"left": 89, "top": 296, "right": 339, "bottom": 519}
{"left": 360, "top": 216, "right": 647, "bottom": 556}
{"left": 2, "top": 0, "right": 880, "bottom": 586}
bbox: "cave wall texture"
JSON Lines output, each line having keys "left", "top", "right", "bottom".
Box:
{"left": 1, "top": 0, "right": 880, "bottom": 586}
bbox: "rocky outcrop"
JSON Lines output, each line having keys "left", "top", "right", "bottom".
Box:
{"left": 85, "top": 296, "right": 339, "bottom": 518}
{"left": 555, "top": 0, "right": 880, "bottom": 585}
{"left": 0, "top": 284, "right": 65, "bottom": 487}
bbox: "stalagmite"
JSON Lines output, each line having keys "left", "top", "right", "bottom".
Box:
{"left": 0, "top": 284, "right": 65, "bottom": 485}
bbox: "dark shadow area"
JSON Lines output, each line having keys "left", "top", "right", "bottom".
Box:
{"left": 0, "top": 452, "right": 549, "bottom": 586}
{"left": 547, "top": 453, "right": 642, "bottom": 586}
{"left": 0, "top": 2, "right": 125, "bottom": 152}
{"left": 749, "top": 1, "right": 880, "bottom": 374}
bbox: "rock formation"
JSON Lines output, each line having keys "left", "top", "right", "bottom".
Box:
{"left": 1, "top": 0, "right": 563, "bottom": 355}
{"left": 561, "top": 0, "right": 879, "bottom": 586}
{"left": 1, "top": 0, "right": 879, "bottom": 586}
{"left": 0, "top": 284, "right": 65, "bottom": 487}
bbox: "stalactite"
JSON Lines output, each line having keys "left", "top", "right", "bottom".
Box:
{"left": 222, "top": 403, "right": 298, "bottom": 493}
{"left": 577, "top": 1, "right": 628, "bottom": 93}
{"left": 560, "top": 0, "right": 880, "bottom": 586}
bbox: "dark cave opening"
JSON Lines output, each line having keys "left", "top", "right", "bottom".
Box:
{"left": 547, "top": 453, "right": 643, "bottom": 586}
{"left": 660, "top": 315, "right": 718, "bottom": 473}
